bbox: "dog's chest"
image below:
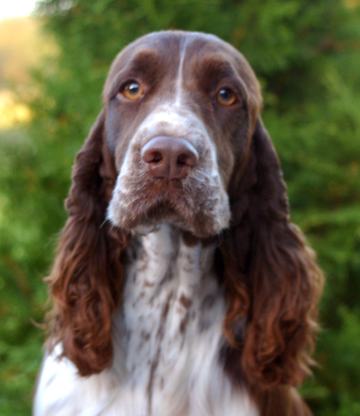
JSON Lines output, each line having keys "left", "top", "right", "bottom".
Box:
{"left": 108, "top": 226, "right": 258, "bottom": 416}
{"left": 118, "top": 227, "right": 225, "bottom": 414}
{"left": 34, "top": 226, "right": 258, "bottom": 416}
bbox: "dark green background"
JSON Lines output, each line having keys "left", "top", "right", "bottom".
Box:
{"left": 0, "top": 0, "right": 359, "bottom": 414}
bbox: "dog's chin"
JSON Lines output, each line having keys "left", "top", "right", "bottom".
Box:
{"left": 108, "top": 196, "right": 229, "bottom": 239}
{"left": 107, "top": 175, "right": 231, "bottom": 239}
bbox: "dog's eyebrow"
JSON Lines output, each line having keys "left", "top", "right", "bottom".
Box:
{"left": 194, "top": 54, "right": 248, "bottom": 100}
{"left": 127, "top": 49, "right": 161, "bottom": 70}
{"left": 197, "top": 55, "right": 236, "bottom": 78}
{"left": 107, "top": 49, "right": 161, "bottom": 98}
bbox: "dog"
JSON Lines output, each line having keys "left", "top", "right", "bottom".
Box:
{"left": 34, "top": 30, "right": 323, "bottom": 416}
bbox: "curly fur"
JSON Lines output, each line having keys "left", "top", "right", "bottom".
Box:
{"left": 47, "top": 112, "right": 130, "bottom": 375}
{"left": 221, "top": 122, "right": 323, "bottom": 389}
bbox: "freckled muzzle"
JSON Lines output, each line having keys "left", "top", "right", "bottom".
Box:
{"left": 107, "top": 106, "right": 231, "bottom": 237}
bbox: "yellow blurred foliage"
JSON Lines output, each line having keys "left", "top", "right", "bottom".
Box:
{"left": 0, "top": 17, "right": 53, "bottom": 86}
{"left": 0, "top": 90, "right": 31, "bottom": 128}
{"left": 346, "top": 0, "right": 360, "bottom": 7}
{"left": 0, "top": 17, "right": 55, "bottom": 129}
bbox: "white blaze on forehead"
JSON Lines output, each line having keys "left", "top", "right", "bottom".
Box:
{"left": 174, "top": 38, "right": 188, "bottom": 107}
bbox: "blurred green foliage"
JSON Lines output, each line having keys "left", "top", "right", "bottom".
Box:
{"left": 0, "top": 0, "right": 359, "bottom": 414}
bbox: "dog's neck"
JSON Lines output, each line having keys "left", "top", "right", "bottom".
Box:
{"left": 127, "top": 224, "right": 217, "bottom": 293}
{"left": 113, "top": 224, "right": 227, "bottom": 414}
{"left": 121, "top": 223, "right": 222, "bottom": 343}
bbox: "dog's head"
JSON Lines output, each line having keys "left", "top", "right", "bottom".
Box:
{"left": 103, "top": 31, "right": 261, "bottom": 238}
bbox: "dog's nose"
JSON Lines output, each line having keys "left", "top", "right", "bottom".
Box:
{"left": 141, "top": 136, "right": 199, "bottom": 180}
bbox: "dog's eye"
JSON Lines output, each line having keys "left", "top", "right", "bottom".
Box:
{"left": 216, "top": 87, "right": 237, "bottom": 107}
{"left": 120, "top": 80, "right": 145, "bottom": 101}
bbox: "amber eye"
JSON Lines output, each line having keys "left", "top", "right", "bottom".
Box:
{"left": 216, "top": 87, "right": 237, "bottom": 106}
{"left": 120, "top": 80, "right": 145, "bottom": 101}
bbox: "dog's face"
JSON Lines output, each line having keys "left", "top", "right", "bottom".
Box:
{"left": 105, "top": 31, "right": 261, "bottom": 238}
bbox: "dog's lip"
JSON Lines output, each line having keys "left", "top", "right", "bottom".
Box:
{"left": 137, "top": 177, "right": 188, "bottom": 199}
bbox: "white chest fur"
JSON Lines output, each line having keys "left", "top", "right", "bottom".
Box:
{"left": 34, "top": 225, "right": 258, "bottom": 416}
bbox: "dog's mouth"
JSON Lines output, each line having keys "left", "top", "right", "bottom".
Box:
{"left": 108, "top": 174, "right": 231, "bottom": 238}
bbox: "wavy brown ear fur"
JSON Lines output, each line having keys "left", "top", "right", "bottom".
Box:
{"left": 221, "top": 120, "right": 324, "bottom": 389}
{"left": 47, "top": 111, "right": 129, "bottom": 376}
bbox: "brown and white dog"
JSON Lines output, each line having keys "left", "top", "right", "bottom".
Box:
{"left": 34, "top": 31, "right": 324, "bottom": 416}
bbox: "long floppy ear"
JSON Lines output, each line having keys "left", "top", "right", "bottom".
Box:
{"left": 221, "top": 120, "right": 324, "bottom": 389}
{"left": 47, "top": 111, "right": 129, "bottom": 376}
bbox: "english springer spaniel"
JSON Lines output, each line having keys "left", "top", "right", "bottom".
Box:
{"left": 34, "top": 31, "right": 324, "bottom": 416}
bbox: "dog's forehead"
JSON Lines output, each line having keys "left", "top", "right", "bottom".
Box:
{"left": 106, "top": 31, "right": 242, "bottom": 80}
{"left": 125, "top": 30, "right": 233, "bottom": 54}
{"left": 104, "top": 31, "right": 261, "bottom": 108}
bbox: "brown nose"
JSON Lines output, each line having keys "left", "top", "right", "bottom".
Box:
{"left": 141, "top": 136, "right": 199, "bottom": 180}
